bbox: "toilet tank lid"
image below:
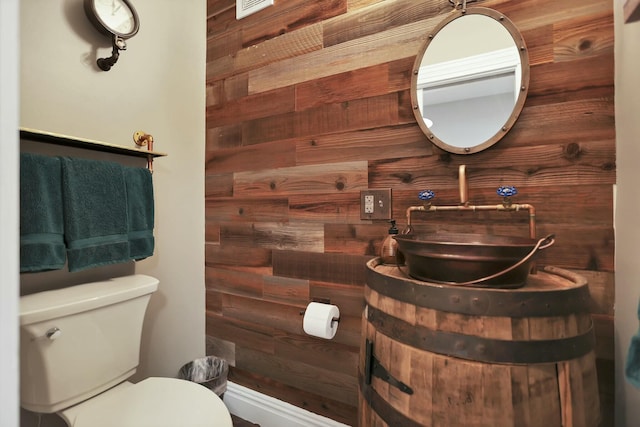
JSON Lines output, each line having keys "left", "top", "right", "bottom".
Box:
{"left": 20, "top": 274, "right": 159, "bottom": 325}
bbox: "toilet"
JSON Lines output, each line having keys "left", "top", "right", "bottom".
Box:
{"left": 19, "top": 274, "right": 232, "bottom": 427}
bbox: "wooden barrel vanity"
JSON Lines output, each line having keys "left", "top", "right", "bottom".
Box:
{"left": 358, "top": 258, "right": 600, "bottom": 427}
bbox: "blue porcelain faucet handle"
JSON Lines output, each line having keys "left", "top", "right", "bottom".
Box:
{"left": 418, "top": 190, "right": 435, "bottom": 201}
{"left": 497, "top": 186, "right": 518, "bottom": 197}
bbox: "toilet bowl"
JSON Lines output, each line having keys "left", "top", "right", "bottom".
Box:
{"left": 58, "top": 378, "right": 231, "bottom": 427}
{"left": 19, "top": 275, "right": 232, "bottom": 427}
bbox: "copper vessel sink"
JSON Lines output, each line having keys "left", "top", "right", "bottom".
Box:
{"left": 393, "top": 233, "right": 554, "bottom": 288}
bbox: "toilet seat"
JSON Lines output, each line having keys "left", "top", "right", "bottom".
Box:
{"left": 59, "top": 377, "right": 232, "bottom": 427}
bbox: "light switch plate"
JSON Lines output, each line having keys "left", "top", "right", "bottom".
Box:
{"left": 360, "top": 188, "right": 392, "bottom": 220}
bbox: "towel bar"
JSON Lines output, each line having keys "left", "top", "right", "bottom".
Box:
{"left": 20, "top": 128, "right": 167, "bottom": 171}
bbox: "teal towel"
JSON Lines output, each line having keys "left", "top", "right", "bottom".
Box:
{"left": 61, "top": 157, "right": 130, "bottom": 272}
{"left": 626, "top": 298, "right": 640, "bottom": 388}
{"left": 19, "top": 153, "right": 66, "bottom": 272}
{"left": 124, "top": 166, "right": 155, "bottom": 260}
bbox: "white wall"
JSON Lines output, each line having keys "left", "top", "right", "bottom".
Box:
{"left": 20, "top": 0, "right": 206, "bottom": 394}
{"left": 615, "top": 1, "right": 640, "bottom": 425}
{"left": 0, "top": 0, "right": 20, "bottom": 425}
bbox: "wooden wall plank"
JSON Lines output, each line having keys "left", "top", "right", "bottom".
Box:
{"left": 248, "top": 19, "right": 433, "bottom": 94}
{"left": 506, "top": 98, "right": 615, "bottom": 147}
{"left": 205, "top": 197, "right": 289, "bottom": 222}
{"left": 205, "top": 289, "right": 223, "bottom": 314}
{"left": 206, "top": 1, "right": 235, "bottom": 38}
{"left": 241, "top": 92, "right": 402, "bottom": 145}
{"left": 309, "top": 280, "right": 366, "bottom": 318}
{"left": 205, "top": 266, "right": 264, "bottom": 299}
{"left": 295, "top": 124, "right": 432, "bottom": 166}
{"left": 235, "top": 346, "right": 359, "bottom": 406}
{"left": 229, "top": 367, "right": 358, "bottom": 426}
{"left": 205, "top": 173, "right": 233, "bottom": 198}
{"left": 387, "top": 57, "right": 415, "bottom": 92}
{"left": 240, "top": 0, "right": 347, "bottom": 46}
{"left": 206, "top": 80, "right": 224, "bottom": 108}
{"left": 295, "top": 64, "right": 390, "bottom": 110}
{"left": 224, "top": 73, "right": 250, "bottom": 101}
{"left": 324, "top": 223, "right": 386, "bottom": 256}
{"left": 206, "top": 311, "right": 276, "bottom": 354}
{"left": 492, "top": 0, "right": 612, "bottom": 32}
{"left": 236, "top": 23, "right": 325, "bottom": 73}
{"left": 233, "top": 161, "right": 369, "bottom": 196}
{"left": 323, "top": 0, "right": 447, "bottom": 47}
{"left": 206, "top": 86, "right": 296, "bottom": 127}
{"left": 207, "top": 23, "right": 324, "bottom": 82}
{"left": 207, "top": 31, "right": 242, "bottom": 63}
{"left": 529, "top": 54, "right": 614, "bottom": 97}
{"left": 220, "top": 222, "right": 325, "bottom": 252}
{"left": 552, "top": 12, "right": 613, "bottom": 62}
{"left": 206, "top": 123, "right": 243, "bottom": 150}
{"left": 206, "top": 140, "right": 297, "bottom": 174}
{"left": 205, "top": 221, "right": 220, "bottom": 244}
{"left": 288, "top": 191, "right": 362, "bottom": 224}
{"left": 205, "top": 243, "right": 272, "bottom": 268}
{"left": 263, "top": 275, "right": 310, "bottom": 305}
{"left": 347, "top": 0, "right": 385, "bottom": 12}
{"left": 299, "top": 92, "right": 402, "bottom": 135}
{"left": 368, "top": 142, "right": 615, "bottom": 190}
{"left": 273, "top": 250, "right": 371, "bottom": 285}
{"left": 222, "top": 293, "right": 306, "bottom": 335}
{"left": 274, "top": 331, "right": 359, "bottom": 377}
{"left": 207, "top": 0, "right": 234, "bottom": 17}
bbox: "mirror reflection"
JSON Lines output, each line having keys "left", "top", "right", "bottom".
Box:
{"left": 411, "top": 8, "right": 529, "bottom": 154}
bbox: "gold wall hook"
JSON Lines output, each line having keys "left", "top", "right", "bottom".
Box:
{"left": 133, "top": 131, "right": 154, "bottom": 172}
{"left": 133, "top": 131, "right": 153, "bottom": 148}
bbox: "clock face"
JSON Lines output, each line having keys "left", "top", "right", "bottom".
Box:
{"left": 89, "top": 0, "right": 139, "bottom": 38}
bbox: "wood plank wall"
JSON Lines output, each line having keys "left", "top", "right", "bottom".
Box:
{"left": 204, "top": 0, "right": 615, "bottom": 425}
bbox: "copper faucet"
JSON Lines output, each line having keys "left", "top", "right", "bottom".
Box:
{"left": 404, "top": 165, "right": 536, "bottom": 241}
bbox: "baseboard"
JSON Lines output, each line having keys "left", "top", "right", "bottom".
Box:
{"left": 224, "top": 381, "right": 351, "bottom": 427}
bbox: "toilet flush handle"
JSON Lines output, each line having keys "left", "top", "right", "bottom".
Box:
{"left": 45, "top": 327, "right": 62, "bottom": 341}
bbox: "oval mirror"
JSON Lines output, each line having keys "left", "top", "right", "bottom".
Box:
{"left": 411, "top": 8, "right": 529, "bottom": 154}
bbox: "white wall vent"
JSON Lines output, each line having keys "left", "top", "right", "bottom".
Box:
{"left": 236, "top": 0, "right": 274, "bottom": 19}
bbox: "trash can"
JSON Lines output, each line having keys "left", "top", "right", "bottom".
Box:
{"left": 178, "top": 356, "right": 228, "bottom": 398}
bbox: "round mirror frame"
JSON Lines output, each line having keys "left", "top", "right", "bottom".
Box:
{"left": 410, "top": 7, "right": 530, "bottom": 155}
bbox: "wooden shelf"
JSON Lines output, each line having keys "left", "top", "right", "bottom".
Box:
{"left": 19, "top": 128, "right": 167, "bottom": 158}
{"left": 625, "top": 0, "right": 640, "bottom": 23}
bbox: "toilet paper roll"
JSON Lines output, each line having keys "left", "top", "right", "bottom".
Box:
{"left": 303, "top": 302, "right": 340, "bottom": 339}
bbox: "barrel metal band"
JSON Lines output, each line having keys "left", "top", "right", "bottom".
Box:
{"left": 367, "top": 306, "right": 596, "bottom": 364}
{"left": 358, "top": 373, "right": 424, "bottom": 427}
{"left": 366, "top": 264, "right": 591, "bottom": 318}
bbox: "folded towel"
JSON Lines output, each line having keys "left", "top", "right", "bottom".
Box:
{"left": 626, "top": 298, "right": 640, "bottom": 388}
{"left": 19, "top": 153, "right": 66, "bottom": 272}
{"left": 61, "top": 157, "right": 130, "bottom": 272}
{"left": 124, "top": 166, "right": 155, "bottom": 260}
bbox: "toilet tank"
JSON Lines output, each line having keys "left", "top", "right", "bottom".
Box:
{"left": 19, "top": 274, "right": 159, "bottom": 413}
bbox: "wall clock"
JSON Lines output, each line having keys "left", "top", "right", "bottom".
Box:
{"left": 84, "top": 0, "right": 140, "bottom": 71}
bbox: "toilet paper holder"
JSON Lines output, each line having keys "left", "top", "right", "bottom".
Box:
{"left": 300, "top": 299, "right": 340, "bottom": 324}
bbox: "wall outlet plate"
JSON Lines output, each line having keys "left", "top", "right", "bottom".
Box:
{"left": 360, "top": 188, "right": 392, "bottom": 220}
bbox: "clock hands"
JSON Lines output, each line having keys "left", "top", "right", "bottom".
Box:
{"left": 111, "top": 0, "right": 122, "bottom": 16}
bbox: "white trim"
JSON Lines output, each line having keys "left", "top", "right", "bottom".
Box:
{"left": 0, "top": 0, "right": 20, "bottom": 426}
{"left": 417, "top": 47, "right": 520, "bottom": 88}
{"left": 224, "top": 382, "right": 351, "bottom": 427}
